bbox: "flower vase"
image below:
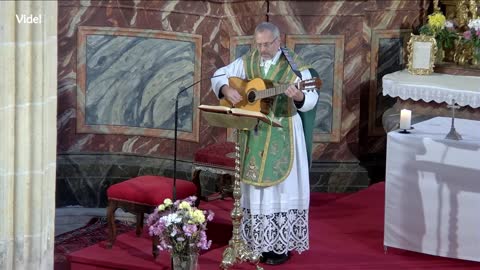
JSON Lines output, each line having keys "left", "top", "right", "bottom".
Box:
{"left": 473, "top": 47, "right": 480, "bottom": 67}
{"left": 172, "top": 253, "right": 199, "bottom": 270}
{"left": 444, "top": 46, "right": 455, "bottom": 62}
{"left": 435, "top": 46, "right": 445, "bottom": 64}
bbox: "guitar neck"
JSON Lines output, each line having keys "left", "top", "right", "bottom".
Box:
{"left": 255, "top": 84, "right": 291, "bottom": 100}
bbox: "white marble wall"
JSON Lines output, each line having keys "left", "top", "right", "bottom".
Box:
{"left": 0, "top": 1, "right": 57, "bottom": 269}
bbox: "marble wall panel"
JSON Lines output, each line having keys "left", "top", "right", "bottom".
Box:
{"left": 286, "top": 35, "right": 344, "bottom": 143}
{"left": 58, "top": 0, "right": 266, "bottom": 160}
{"left": 230, "top": 36, "right": 253, "bottom": 61}
{"left": 309, "top": 163, "right": 370, "bottom": 193}
{"left": 374, "top": 0, "right": 428, "bottom": 12}
{"left": 368, "top": 29, "right": 411, "bottom": 136}
{"left": 225, "top": 35, "right": 254, "bottom": 141}
{"left": 361, "top": 1, "right": 427, "bottom": 158}
{"left": 56, "top": 154, "right": 196, "bottom": 207}
{"left": 77, "top": 26, "right": 202, "bottom": 141}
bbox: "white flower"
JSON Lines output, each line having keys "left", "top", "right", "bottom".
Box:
{"left": 468, "top": 19, "right": 480, "bottom": 31}
{"left": 160, "top": 213, "right": 181, "bottom": 226}
{"left": 445, "top": 20, "right": 454, "bottom": 29}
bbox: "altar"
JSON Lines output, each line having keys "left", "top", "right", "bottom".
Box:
{"left": 381, "top": 70, "right": 480, "bottom": 132}
{"left": 384, "top": 116, "right": 480, "bottom": 262}
{"left": 382, "top": 70, "right": 480, "bottom": 107}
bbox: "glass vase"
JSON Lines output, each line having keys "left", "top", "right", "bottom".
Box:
{"left": 435, "top": 46, "right": 445, "bottom": 64}
{"left": 473, "top": 47, "right": 480, "bottom": 67}
{"left": 172, "top": 253, "right": 199, "bottom": 270}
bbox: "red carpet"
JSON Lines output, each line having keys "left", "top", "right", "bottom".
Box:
{"left": 66, "top": 183, "right": 480, "bottom": 269}
{"left": 55, "top": 218, "right": 134, "bottom": 270}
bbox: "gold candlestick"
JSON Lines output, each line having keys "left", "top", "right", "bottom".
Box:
{"left": 220, "top": 129, "right": 262, "bottom": 270}
{"left": 199, "top": 111, "right": 264, "bottom": 270}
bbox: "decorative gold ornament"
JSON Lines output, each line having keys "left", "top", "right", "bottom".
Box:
{"left": 440, "top": 0, "right": 479, "bottom": 21}
{"left": 455, "top": 0, "right": 478, "bottom": 29}
{"left": 456, "top": 0, "right": 470, "bottom": 30}
{"left": 199, "top": 111, "right": 263, "bottom": 269}
{"left": 434, "top": 0, "right": 441, "bottom": 12}
{"left": 407, "top": 34, "right": 438, "bottom": 75}
{"left": 436, "top": 0, "right": 480, "bottom": 66}
{"left": 469, "top": 0, "right": 478, "bottom": 19}
{"left": 453, "top": 40, "right": 473, "bottom": 65}
{"left": 220, "top": 130, "right": 263, "bottom": 270}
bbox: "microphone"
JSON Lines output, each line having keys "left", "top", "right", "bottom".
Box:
{"left": 172, "top": 73, "right": 226, "bottom": 201}
{"left": 171, "top": 73, "right": 224, "bottom": 270}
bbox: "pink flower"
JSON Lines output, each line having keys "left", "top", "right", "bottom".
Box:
{"left": 476, "top": 30, "right": 480, "bottom": 38}
{"left": 146, "top": 210, "right": 160, "bottom": 226}
{"left": 148, "top": 219, "right": 166, "bottom": 236}
{"left": 185, "top": 196, "right": 197, "bottom": 205}
{"left": 206, "top": 210, "right": 215, "bottom": 221}
{"left": 157, "top": 240, "right": 168, "bottom": 251}
{"left": 176, "top": 237, "right": 185, "bottom": 242}
{"left": 196, "top": 233, "right": 211, "bottom": 249}
{"left": 183, "top": 224, "right": 198, "bottom": 237}
{"left": 464, "top": 30, "right": 472, "bottom": 40}
{"left": 195, "top": 230, "right": 211, "bottom": 249}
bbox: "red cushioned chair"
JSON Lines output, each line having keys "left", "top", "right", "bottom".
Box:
{"left": 106, "top": 175, "right": 199, "bottom": 258}
{"left": 191, "top": 142, "right": 235, "bottom": 201}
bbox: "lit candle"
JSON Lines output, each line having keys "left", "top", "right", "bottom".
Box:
{"left": 399, "top": 109, "right": 411, "bottom": 130}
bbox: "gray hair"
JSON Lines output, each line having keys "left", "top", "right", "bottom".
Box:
{"left": 254, "top": 22, "right": 280, "bottom": 39}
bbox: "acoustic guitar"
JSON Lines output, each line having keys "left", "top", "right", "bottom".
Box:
{"left": 219, "top": 77, "right": 322, "bottom": 114}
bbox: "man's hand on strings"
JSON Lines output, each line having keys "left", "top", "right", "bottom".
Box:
{"left": 285, "top": 85, "right": 304, "bottom": 102}
{"left": 221, "top": 85, "right": 243, "bottom": 105}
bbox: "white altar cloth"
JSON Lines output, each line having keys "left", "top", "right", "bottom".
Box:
{"left": 384, "top": 117, "right": 480, "bottom": 262}
{"left": 382, "top": 70, "right": 480, "bottom": 108}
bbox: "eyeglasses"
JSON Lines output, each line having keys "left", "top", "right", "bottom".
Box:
{"left": 256, "top": 38, "right": 277, "bottom": 49}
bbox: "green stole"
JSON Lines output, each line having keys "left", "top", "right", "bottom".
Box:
{"left": 239, "top": 48, "right": 313, "bottom": 187}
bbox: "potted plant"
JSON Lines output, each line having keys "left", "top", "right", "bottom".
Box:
{"left": 419, "top": 12, "right": 458, "bottom": 62}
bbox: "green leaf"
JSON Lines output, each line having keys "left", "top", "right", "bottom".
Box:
{"left": 419, "top": 25, "right": 433, "bottom": 35}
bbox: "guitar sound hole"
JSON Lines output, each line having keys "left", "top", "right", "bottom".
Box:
{"left": 247, "top": 90, "right": 256, "bottom": 103}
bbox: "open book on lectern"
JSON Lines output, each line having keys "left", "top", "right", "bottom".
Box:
{"left": 198, "top": 105, "right": 282, "bottom": 127}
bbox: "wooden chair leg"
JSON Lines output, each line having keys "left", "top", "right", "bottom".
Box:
{"left": 192, "top": 169, "right": 202, "bottom": 206}
{"left": 136, "top": 212, "right": 144, "bottom": 237}
{"left": 152, "top": 235, "right": 159, "bottom": 258}
{"left": 106, "top": 200, "right": 118, "bottom": 249}
{"left": 220, "top": 174, "right": 233, "bottom": 200}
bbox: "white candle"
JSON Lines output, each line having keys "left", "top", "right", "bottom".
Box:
{"left": 399, "top": 109, "right": 411, "bottom": 130}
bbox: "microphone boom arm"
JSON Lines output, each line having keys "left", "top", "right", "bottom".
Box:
{"left": 172, "top": 73, "right": 225, "bottom": 201}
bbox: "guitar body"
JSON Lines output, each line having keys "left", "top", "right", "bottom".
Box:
{"left": 219, "top": 76, "right": 321, "bottom": 114}
{"left": 219, "top": 77, "right": 274, "bottom": 114}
